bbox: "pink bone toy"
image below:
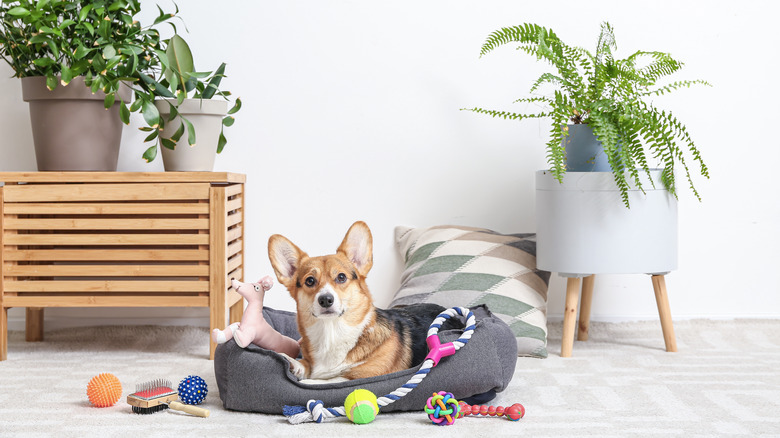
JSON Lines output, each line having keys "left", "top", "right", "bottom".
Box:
{"left": 211, "top": 276, "right": 300, "bottom": 358}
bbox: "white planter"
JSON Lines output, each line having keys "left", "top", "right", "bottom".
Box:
{"left": 535, "top": 170, "right": 677, "bottom": 276}
{"left": 155, "top": 98, "right": 228, "bottom": 171}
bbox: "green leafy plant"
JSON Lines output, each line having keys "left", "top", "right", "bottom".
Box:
{"left": 464, "top": 22, "right": 710, "bottom": 207}
{"left": 135, "top": 34, "right": 241, "bottom": 163}
{"left": 0, "top": 0, "right": 177, "bottom": 123}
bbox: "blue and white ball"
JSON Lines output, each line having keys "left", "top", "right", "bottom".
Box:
{"left": 178, "top": 375, "right": 208, "bottom": 405}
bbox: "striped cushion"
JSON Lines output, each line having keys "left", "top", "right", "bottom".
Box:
{"left": 391, "top": 225, "right": 550, "bottom": 358}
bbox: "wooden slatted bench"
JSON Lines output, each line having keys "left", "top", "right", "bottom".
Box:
{"left": 0, "top": 172, "right": 246, "bottom": 360}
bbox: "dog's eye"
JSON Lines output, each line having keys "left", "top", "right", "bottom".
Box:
{"left": 305, "top": 276, "right": 316, "bottom": 287}
{"left": 336, "top": 273, "right": 347, "bottom": 284}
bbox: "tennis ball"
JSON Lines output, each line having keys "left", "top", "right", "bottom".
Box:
{"left": 344, "top": 389, "right": 379, "bottom": 424}
{"left": 86, "top": 373, "right": 122, "bottom": 407}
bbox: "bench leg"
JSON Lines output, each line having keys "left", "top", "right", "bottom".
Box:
{"left": 577, "top": 275, "right": 595, "bottom": 341}
{"left": 25, "top": 308, "right": 44, "bottom": 342}
{"left": 229, "top": 299, "right": 244, "bottom": 325}
{"left": 561, "top": 277, "right": 581, "bottom": 357}
{"left": 0, "top": 307, "right": 7, "bottom": 361}
{"left": 652, "top": 275, "right": 677, "bottom": 352}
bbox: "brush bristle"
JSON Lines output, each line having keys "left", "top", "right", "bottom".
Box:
{"left": 132, "top": 404, "right": 169, "bottom": 415}
{"left": 135, "top": 379, "right": 174, "bottom": 396}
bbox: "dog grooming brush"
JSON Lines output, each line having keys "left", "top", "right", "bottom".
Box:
{"left": 127, "top": 379, "right": 209, "bottom": 417}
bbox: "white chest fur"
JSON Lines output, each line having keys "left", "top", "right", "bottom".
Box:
{"left": 306, "top": 312, "right": 372, "bottom": 379}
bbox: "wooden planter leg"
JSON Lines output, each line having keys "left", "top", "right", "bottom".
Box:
{"left": 577, "top": 275, "right": 595, "bottom": 341}
{"left": 652, "top": 275, "right": 677, "bottom": 352}
{"left": 561, "top": 277, "right": 581, "bottom": 358}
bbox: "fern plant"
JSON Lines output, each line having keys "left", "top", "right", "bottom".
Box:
{"left": 464, "top": 22, "right": 710, "bottom": 207}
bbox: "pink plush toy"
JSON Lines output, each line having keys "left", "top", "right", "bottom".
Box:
{"left": 212, "top": 276, "right": 300, "bottom": 358}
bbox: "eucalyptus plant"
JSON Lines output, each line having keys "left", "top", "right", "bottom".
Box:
{"left": 464, "top": 22, "right": 710, "bottom": 207}
{"left": 134, "top": 34, "right": 241, "bottom": 163}
{"left": 0, "top": 0, "right": 178, "bottom": 127}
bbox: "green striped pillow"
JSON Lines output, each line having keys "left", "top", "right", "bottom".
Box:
{"left": 391, "top": 225, "right": 550, "bottom": 358}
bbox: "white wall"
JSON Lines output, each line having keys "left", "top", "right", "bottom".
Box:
{"left": 1, "top": 0, "right": 778, "bottom": 330}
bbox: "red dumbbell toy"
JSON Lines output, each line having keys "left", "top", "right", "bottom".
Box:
{"left": 458, "top": 401, "right": 525, "bottom": 421}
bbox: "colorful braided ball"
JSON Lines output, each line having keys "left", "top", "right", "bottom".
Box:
{"left": 177, "top": 375, "right": 208, "bottom": 405}
{"left": 425, "top": 391, "right": 462, "bottom": 426}
{"left": 86, "top": 373, "right": 122, "bottom": 407}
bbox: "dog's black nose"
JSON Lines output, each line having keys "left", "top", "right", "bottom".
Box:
{"left": 318, "top": 293, "right": 334, "bottom": 309}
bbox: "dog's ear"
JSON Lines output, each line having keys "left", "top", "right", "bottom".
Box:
{"left": 268, "top": 234, "right": 307, "bottom": 289}
{"left": 337, "top": 221, "right": 373, "bottom": 277}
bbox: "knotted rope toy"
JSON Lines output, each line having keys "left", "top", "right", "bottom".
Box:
{"left": 282, "top": 306, "right": 476, "bottom": 424}
{"left": 425, "top": 391, "right": 525, "bottom": 425}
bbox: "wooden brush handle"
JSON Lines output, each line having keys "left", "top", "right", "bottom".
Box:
{"left": 169, "top": 401, "right": 210, "bottom": 417}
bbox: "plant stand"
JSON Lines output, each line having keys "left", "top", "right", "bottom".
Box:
{"left": 0, "top": 172, "right": 246, "bottom": 361}
{"left": 535, "top": 170, "right": 678, "bottom": 357}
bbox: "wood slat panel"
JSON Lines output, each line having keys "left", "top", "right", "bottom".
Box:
{"left": 2, "top": 183, "right": 210, "bottom": 202}
{"left": 1, "top": 187, "right": 4, "bottom": 325}
{"left": 227, "top": 267, "right": 243, "bottom": 285}
{"left": 226, "top": 241, "right": 242, "bottom": 259}
{"left": 3, "top": 249, "right": 209, "bottom": 262}
{"left": 226, "top": 198, "right": 242, "bottom": 212}
{"left": 2, "top": 233, "right": 209, "bottom": 246}
{"left": 3, "top": 202, "right": 209, "bottom": 215}
{"left": 227, "top": 254, "right": 243, "bottom": 275}
{"left": 226, "top": 226, "right": 242, "bottom": 243}
{"left": 225, "top": 184, "right": 243, "bottom": 197}
{"left": 226, "top": 211, "right": 242, "bottom": 228}
{"left": 5, "top": 264, "right": 209, "bottom": 277}
{"left": 227, "top": 288, "right": 242, "bottom": 307}
{"left": 3, "top": 295, "right": 209, "bottom": 307}
{"left": 4, "top": 280, "right": 209, "bottom": 292}
{"left": 3, "top": 218, "right": 209, "bottom": 230}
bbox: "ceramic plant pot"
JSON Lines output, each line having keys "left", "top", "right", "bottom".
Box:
{"left": 155, "top": 98, "right": 228, "bottom": 172}
{"left": 22, "top": 76, "right": 131, "bottom": 171}
{"left": 562, "top": 124, "right": 611, "bottom": 172}
{"left": 535, "top": 170, "right": 678, "bottom": 276}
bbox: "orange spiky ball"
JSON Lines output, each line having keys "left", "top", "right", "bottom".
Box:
{"left": 87, "top": 373, "right": 122, "bottom": 407}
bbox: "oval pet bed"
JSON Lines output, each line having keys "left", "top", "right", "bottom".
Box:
{"left": 214, "top": 305, "right": 518, "bottom": 415}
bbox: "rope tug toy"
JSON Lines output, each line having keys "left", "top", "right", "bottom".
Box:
{"left": 282, "top": 306, "right": 476, "bottom": 424}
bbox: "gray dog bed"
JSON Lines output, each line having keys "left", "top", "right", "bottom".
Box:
{"left": 214, "top": 305, "right": 518, "bottom": 415}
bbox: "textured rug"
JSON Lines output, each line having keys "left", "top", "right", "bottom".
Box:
{"left": 1, "top": 319, "right": 779, "bottom": 437}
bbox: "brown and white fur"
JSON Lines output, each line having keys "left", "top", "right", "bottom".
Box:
{"left": 268, "top": 221, "right": 452, "bottom": 381}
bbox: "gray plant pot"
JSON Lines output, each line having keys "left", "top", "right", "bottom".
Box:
{"left": 22, "top": 76, "right": 131, "bottom": 171}
{"left": 155, "top": 99, "right": 228, "bottom": 172}
{"left": 563, "top": 123, "right": 611, "bottom": 172}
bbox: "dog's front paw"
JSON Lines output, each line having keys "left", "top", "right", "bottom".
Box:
{"left": 278, "top": 353, "right": 306, "bottom": 380}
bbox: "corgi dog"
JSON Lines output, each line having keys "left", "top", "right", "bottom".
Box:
{"left": 268, "top": 221, "right": 453, "bottom": 381}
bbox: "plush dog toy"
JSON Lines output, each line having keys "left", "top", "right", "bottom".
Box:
{"left": 212, "top": 277, "right": 301, "bottom": 358}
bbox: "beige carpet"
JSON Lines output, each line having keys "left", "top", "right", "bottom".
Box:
{"left": 1, "top": 319, "right": 779, "bottom": 437}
